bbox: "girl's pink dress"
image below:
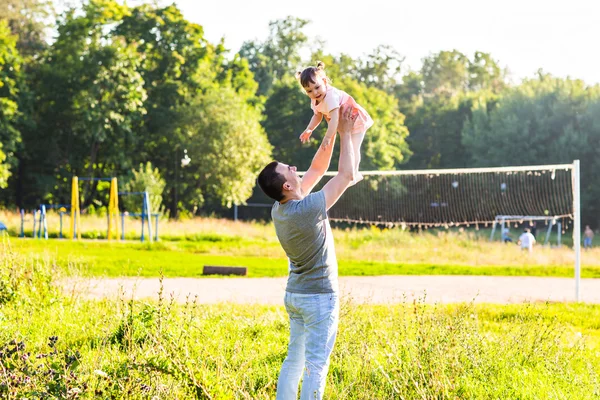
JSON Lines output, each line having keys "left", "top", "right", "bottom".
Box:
{"left": 310, "top": 85, "right": 373, "bottom": 134}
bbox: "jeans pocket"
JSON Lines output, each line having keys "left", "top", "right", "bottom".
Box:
{"left": 318, "top": 293, "right": 336, "bottom": 317}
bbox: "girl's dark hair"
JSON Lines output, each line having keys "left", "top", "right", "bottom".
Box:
{"left": 295, "top": 61, "right": 326, "bottom": 88}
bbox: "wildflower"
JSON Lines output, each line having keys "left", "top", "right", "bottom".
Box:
{"left": 94, "top": 370, "right": 108, "bottom": 378}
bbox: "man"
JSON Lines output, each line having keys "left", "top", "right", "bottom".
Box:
{"left": 518, "top": 228, "right": 536, "bottom": 253}
{"left": 257, "top": 104, "right": 357, "bottom": 399}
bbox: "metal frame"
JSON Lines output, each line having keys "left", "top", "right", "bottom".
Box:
{"left": 118, "top": 191, "right": 156, "bottom": 242}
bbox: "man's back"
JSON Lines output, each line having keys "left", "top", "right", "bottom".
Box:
{"left": 271, "top": 191, "right": 338, "bottom": 294}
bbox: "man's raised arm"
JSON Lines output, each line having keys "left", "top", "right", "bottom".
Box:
{"left": 322, "top": 105, "right": 356, "bottom": 210}
{"left": 300, "top": 126, "right": 338, "bottom": 195}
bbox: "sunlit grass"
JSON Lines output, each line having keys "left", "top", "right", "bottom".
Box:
{"left": 1, "top": 246, "right": 599, "bottom": 398}
{"left": 3, "top": 208, "right": 600, "bottom": 278}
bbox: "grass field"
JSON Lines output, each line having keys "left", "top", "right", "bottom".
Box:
{"left": 3, "top": 210, "right": 600, "bottom": 278}
{"left": 2, "top": 247, "right": 600, "bottom": 398}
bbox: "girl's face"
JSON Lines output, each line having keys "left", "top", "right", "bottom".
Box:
{"left": 303, "top": 75, "right": 327, "bottom": 101}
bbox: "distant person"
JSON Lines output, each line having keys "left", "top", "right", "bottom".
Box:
{"left": 501, "top": 226, "right": 512, "bottom": 243}
{"left": 584, "top": 225, "right": 594, "bottom": 249}
{"left": 530, "top": 222, "right": 537, "bottom": 238}
{"left": 296, "top": 61, "right": 373, "bottom": 184}
{"left": 518, "top": 228, "right": 536, "bottom": 252}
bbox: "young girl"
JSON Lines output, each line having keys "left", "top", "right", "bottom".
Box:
{"left": 296, "top": 61, "right": 373, "bottom": 184}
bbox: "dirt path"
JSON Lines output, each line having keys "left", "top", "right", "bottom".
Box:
{"left": 63, "top": 276, "right": 600, "bottom": 304}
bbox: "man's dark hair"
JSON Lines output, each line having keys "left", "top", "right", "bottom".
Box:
{"left": 257, "top": 161, "right": 286, "bottom": 201}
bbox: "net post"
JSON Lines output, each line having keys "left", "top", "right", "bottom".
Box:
{"left": 20, "top": 209, "right": 24, "bottom": 238}
{"left": 573, "top": 160, "right": 581, "bottom": 302}
{"left": 490, "top": 217, "right": 498, "bottom": 241}
{"left": 144, "top": 191, "right": 153, "bottom": 244}
{"left": 544, "top": 219, "right": 553, "bottom": 245}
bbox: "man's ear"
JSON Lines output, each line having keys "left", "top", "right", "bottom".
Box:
{"left": 283, "top": 182, "right": 293, "bottom": 191}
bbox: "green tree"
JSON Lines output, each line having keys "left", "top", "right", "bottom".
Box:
{"left": 0, "top": 20, "right": 22, "bottom": 189}
{"left": 261, "top": 79, "right": 316, "bottom": 170}
{"left": 462, "top": 73, "right": 600, "bottom": 225}
{"left": 463, "top": 74, "right": 594, "bottom": 166}
{"left": 177, "top": 88, "right": 272, "bottom": 209}
{"left": 31, "top": 0, "right": 146, "bottom": 205}
{"left": 421, "top": 50, "right": 470, "bottom": 95}
{"left": 397, "top": 51, "right": 506, "bottom": 169}
{"left": 468, "top": 51, "right": 507, "bottom": 93}
{"left": 0, "top": 0, "right": 52, "bottom": 55}
{"left": 122, "top": 162, "right": 166, "bottom": 214}
{"left": 403, "top": 94, "right": 474, "bottom": 169}
{"left": 116, "top": 3, "right": 260, "bottom": 216}
{"left": 354, "top": 45, "right": 405, "bottom": 93}
{"left": 0, "top": 144, "right": 10, "bottom": 188}
{"left": 239, "top": 17, "right": 309, "bottom": 96}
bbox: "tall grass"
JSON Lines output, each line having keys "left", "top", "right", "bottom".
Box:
{"left": 1, "top": 244, "right": 599, "bottom": 398}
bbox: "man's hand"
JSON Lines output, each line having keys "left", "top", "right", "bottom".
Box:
{"left": 338, "top": 103, "right": 356, "bottom": 136}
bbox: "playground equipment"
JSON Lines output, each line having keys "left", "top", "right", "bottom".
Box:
{"left": 26, "top": 204, "right": 70, "bottom": 239}
{"left": 119, "top": 191, "right": 156, "bottom": 243}
{"left": 70, "top": 176, "right": 119, "bottom": 240}
{"left": 22, "top": 176, "right": 159, "bottom": 242}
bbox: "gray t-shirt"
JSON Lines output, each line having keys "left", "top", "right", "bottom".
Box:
{"left": 272, "top": 191, "right": 338, "bottom": 294}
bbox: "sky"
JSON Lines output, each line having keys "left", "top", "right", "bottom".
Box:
{"left": 173, "top": 0, "right": 600, "bottom": 85}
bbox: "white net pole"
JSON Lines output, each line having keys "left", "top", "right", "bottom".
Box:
{"left": 573, "top": 160, "right": 581, "bottom": 302}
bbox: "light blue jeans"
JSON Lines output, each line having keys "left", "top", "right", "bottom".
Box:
{"left": 276, "top": 292, "right": 339, "bottom": 400}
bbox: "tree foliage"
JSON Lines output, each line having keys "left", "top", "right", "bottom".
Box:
{"left": 0, "top": 20, "right": 22, "bottom": 188}
{"left": 177, "top": 88, "right": 272, "bottom": 208}
{"left": 0, "top": 0, "right": 53, "bottom": 55}
{"left": 122, "top": 162, "right": 166, "bottom": 214}
{"left": 397, "top": 50, "right": 506, "bottom": 169}
{"left": 463, "top": 73, "right": 600, "bottom": 224}
{"left": 239, "top": 17, "right": 309, "bottom": 96}
{"left": 2, "top": 0, "right": 267, "bottom": 216}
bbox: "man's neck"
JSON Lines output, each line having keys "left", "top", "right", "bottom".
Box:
{"left": 280, "top": 190, "right": 303, "bottom": 204}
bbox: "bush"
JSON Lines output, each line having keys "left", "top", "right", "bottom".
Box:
{"left": 122, "top": 162, "right": 166, "bottom": 215}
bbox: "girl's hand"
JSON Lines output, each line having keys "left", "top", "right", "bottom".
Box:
{"left": 299, "top": 129, "right": 313, "bottom": 144}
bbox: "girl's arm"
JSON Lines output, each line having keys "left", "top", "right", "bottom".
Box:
{"left": 321, "top": 107, "right": 339, "bottom": 149}
{"left": 307, "top": 113, "right": 323, "bottom": 131}
{"left": 300, "top": 113, "right": 323, "bottom": 143}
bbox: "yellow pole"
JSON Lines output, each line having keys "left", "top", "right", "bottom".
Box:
{"left": 70, "top": 177, "right": 80, "bottom": 240}
{"left": 108, "top": 177, "right": 119, "bottom": 240}
{"left": 108, "top": 178, "right": 113, "bottom": 240}
{"left": 113, "top": 177, "right": 119, "bottom": 240}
